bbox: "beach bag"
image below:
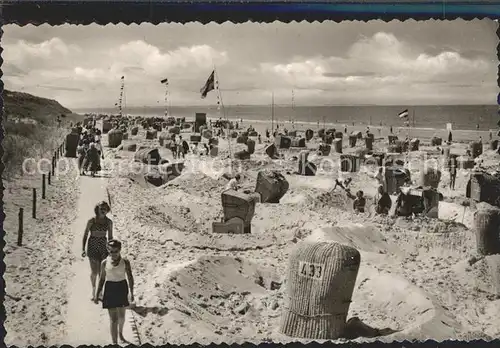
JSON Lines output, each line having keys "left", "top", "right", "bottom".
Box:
{"left": 255, "top": 170, "right": 289, "bottom": 203}
{"left": 474, "top": 202, "right": 500, "bottom": 256}
{"left": 280, "top": 241, "right": 360, "bottom": 339}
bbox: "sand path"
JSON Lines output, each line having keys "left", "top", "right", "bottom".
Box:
{"left": 63, "top": 163, "right": 138, "bottom": 345}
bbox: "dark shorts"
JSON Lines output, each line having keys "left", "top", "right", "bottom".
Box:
{"left": 102, "top": 280, "right": 129, "bottom": 309}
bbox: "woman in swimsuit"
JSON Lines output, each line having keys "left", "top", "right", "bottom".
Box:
{"left": 82, "top": 201, "right": 113, "bottom": 300}
{"left": 94, "top": 239, "right": 135, "bottom": 344}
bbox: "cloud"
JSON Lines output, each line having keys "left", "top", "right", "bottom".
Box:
{"left": 1, "top": 27, "right": 496, "bottom": 107}
{"left": 259, "top": 32, "right": 494, "bottom": 101}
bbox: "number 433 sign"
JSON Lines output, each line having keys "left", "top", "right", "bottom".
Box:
{"left": 298, "top": 261, "right": 325, "bottom": 281}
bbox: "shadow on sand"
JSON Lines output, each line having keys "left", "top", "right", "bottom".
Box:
{"left": 130, "top": 305, "right": 170, "bottom": 317}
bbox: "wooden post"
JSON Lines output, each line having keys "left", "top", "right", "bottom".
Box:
{"left": 32, "top": 188, "right": 37, "bottom": 219}
{"left": 17, "top": 208, "right": 24, "bottom": 246}
{"left": 51, "top": 157, "right": 55, "bottom": 176}
{"left": 42, "top": 174, "right": 46, "bottom": 199}
{"left": 48, "top": 171, "right": 51, "bottom": 185}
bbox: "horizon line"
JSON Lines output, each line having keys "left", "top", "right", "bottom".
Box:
{"left": 74, "top": 103, "right": 498, "bottom": 109}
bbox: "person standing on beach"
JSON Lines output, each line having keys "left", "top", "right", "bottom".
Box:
{"left": 448, "top": 131, "right": 453, "bottom": 143}
{"left": 83, "top": 201, "right": 113, "bottom": 300}
{"left": 94, "top": 239, "right": 134, "bottom": 345}
{"left": 449, "top": 156, "right": 457, "bottom": 190}
{"left": 390, "top": 126, "right": 393, "bottom": 134}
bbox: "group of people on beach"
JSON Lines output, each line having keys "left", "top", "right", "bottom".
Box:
{"left": 77, "top": 125, "right": 104, "bottom": 176}
{"left": 82, "top": 201, "right": 135, "bottom": 344}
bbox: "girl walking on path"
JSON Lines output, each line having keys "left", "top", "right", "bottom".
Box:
{"left": 82, "top": 201, "right": 113, "bottom": 300}
{"left": 94, "top": 240, "right": 135, "bottom": 345}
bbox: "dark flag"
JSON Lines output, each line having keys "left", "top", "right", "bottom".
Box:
{"left": 160, "top": 78, "right": 169, "bottom": 85}
{"left": 200, "top": 70, "right": 215, "bottom": 99}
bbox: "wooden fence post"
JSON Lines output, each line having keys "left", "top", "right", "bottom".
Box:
{"left": 42, "top": 174, "right": 46, "bottom": 199}
{"left": 17, "top": 208, "right": 24, "bottom": 246}
{"left": 48, "top": 171, "right": 51, "bottom": 185}
{"left": 32, "top": 188, "right": 37, "bottom": 219}
{"left": 51, "top": 157, "right": 55, "bottom": 176}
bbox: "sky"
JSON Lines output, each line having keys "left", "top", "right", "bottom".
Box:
{"left": 2, "top": 20, "right": 498, "bottom": 108}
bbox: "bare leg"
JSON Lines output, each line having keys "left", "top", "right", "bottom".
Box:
{"left": 117, "top": 307, "right": 127, "bottom": 342}
{"left": 89, "top": 259, "right": 100, "bottom": 299}
{"left": 108, "top": 309, "right": 119, "bottom": 344}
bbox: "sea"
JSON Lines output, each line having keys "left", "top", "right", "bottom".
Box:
{"left": 76, "top": 105, "right": 499, "bottom": 131}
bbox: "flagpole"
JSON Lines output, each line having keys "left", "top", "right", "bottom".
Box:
{"left": 213, "top": 67, "right": 233, "bottom": 170}
{"left": 271, "top": 92, "right": 275, "bottom": 135}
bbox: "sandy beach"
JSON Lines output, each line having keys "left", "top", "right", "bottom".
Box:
{"left": 99, "top": 120, "right": 499, "bottom": 344}
{"left": 3, "top": 19, "right": 499, "bottom": 346}
{"left": 4, "top": 117, "right": 500, "bottom": 346}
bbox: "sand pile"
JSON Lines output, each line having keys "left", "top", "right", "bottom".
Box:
{"left": 306, "top": 223, "right": 399, "bottom": 255}
{"left": 136, "top": 256, "right": 284, "bottom": 344}
{"left": 136, "top": 205, "right": 200, "bottom": 233}
{"left": 163, "top": 172, "right": 228, "bottom": 197}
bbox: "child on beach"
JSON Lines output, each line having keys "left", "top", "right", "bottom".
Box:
{"left": 94, "top": 239, "right": 135, "bottom": 345}
{"left": 353, "top": 190, "right": 366, "bottom": 213}
{"left": 225, "top": 174, "right": 241, "bottom": 191}
{"left": 83, "top": 201, "right": 113, "bottom": 301}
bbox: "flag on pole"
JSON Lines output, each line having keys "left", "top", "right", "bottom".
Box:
{"left": 200, "top": 70, "right": 215, "bottom": 99}
{"left": 398, "top": 109, "right": 409, "bottom": 118}
{"left": 160, "top": 78, "right": 169, "bottom": 85}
